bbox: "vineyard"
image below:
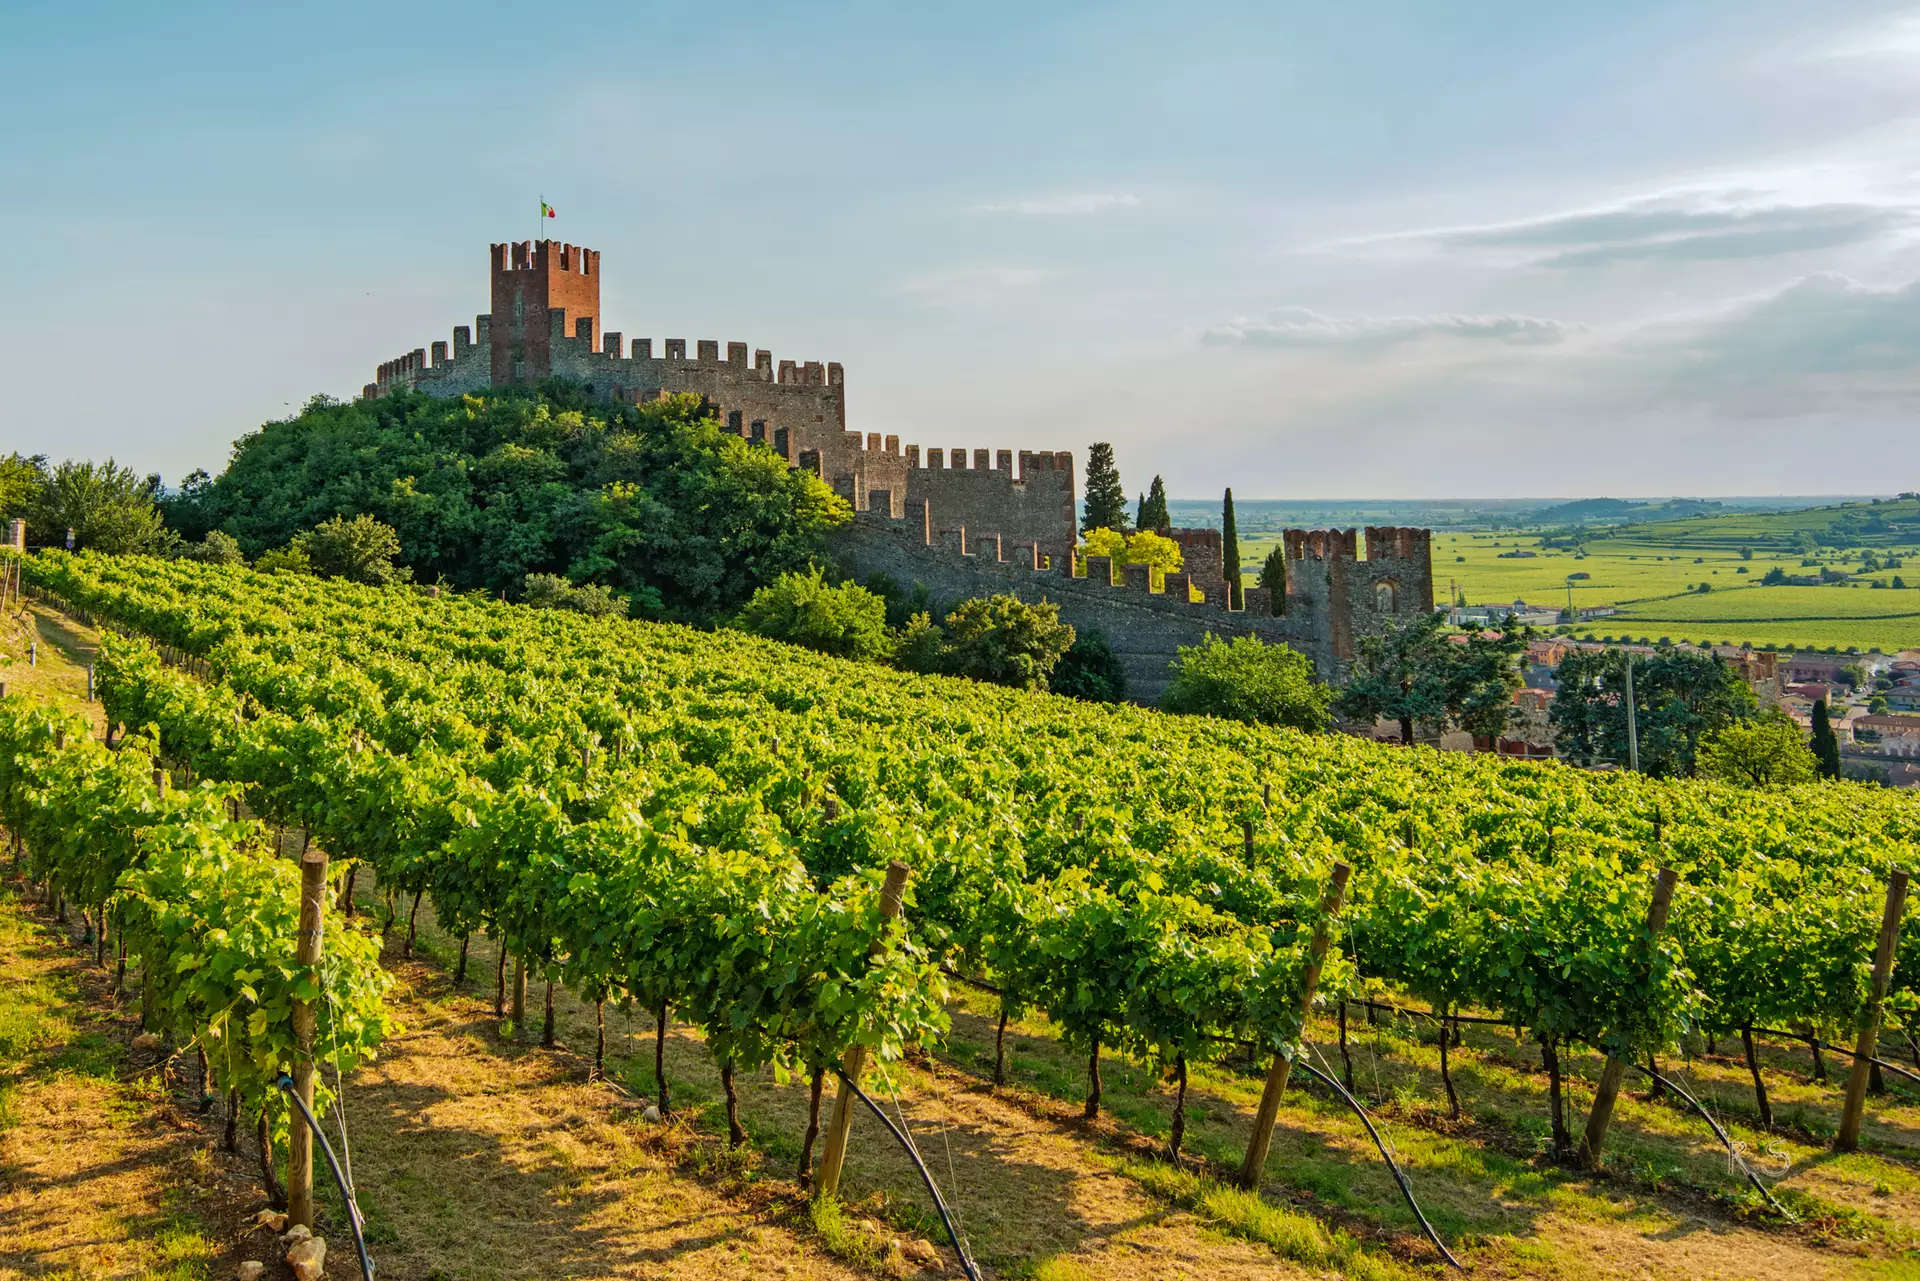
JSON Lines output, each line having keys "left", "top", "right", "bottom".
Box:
{"left": 4, "top": 551, "right": 1919, "bottom": 1279}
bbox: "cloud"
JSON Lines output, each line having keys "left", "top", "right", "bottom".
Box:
{"left": 1650, "top": 273, "right": 1920, "bottom": 396}
{"left": 973, "top": 192, "right": 1142, "bottom": 216}
{"left": 1201, "top": 305, "right": 1575, "bottom": 349}
{"left": 1347, "top": 194, "right": 1917, "bottom": 268}
{"left": 899, "top": 265, "right": 1055, "bottom": 307}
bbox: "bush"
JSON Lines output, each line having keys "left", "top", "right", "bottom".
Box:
{"left": 253, "top": 540, "right": 312, "bottom": 575}
{"left": 940, "top": 595, "right": 1075, "bottom": 690}
{"left": 734, "top": 566, "right": 891, "bottom": 661}
{"left": 305, "top": 514, "right": 410, "bottom": 586}
{"left": 893, "top": 611, "right": 948, "bottom": 676}
{"left": 521, "top": 572, "right": 628, "bottom": 618}
{"left": 1161, "top": 635, "right": 1330, "bottom": 731}
{"left": 184, "top": 530, "right": 246, "bottom": 565}
{"left": 1050, "top": 631, "right": 1127, "bottom": 703}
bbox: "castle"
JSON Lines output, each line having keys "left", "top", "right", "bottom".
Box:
{"left": 364, "top": 239, "right": 1435, "bottom": 698}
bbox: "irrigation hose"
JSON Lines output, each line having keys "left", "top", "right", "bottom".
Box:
{"left": 1289, "top": 1056, "right": 1467, "bottom": 1269}
{"left": 276, "top": 1073, "right": 377, "bottom": 1281}
{"left": 1611, "top": 1058, "right": 1797, "bottom": 1221}
{"left": 828, "top": 1065, "right": 983, "bottom": 1281}
{"left": 1748, "top": 1026, "right": 1920, "bottom": 1090}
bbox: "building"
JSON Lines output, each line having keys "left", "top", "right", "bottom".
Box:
{"left": 1854, "top": 715, "right": 1920, "bottom": 757}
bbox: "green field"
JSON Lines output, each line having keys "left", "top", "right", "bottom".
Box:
{"left": 1238, "top": 496, "right": 1920, "bottom": 654}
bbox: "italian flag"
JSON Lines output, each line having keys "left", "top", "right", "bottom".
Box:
{"left": 541, "top": 201, "right": 556, "bottom": 219}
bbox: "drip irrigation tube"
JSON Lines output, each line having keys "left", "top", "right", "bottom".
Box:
{"left": 1288, "top": 1056, "right": 1466, "bottom": 1270}
{"left": 829, "top": 1065, "right": 983, "bottom": 1281}
{"left": 1748, "top": 1027, "right": 1920, "bottom": 1090}
{"left": 1608, "top": 1058, "right": 1796, "bottom": 1221}
{"left": 276, "top": 1073, "right": 376, "bottom": 1281}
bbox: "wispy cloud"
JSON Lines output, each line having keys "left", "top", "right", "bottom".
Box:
{"left": 1202, "top": 305, "right": 1575, "bottom": 349}
{"left": 1338, "top": 192, "right": 1918, "bottom": 268}
{"left": 973, "top": 192, "right": 1142, "bottom": 216}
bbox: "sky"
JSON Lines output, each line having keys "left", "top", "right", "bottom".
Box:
{"left": 4, "top": 0, "right": 1920, "bottom": 500}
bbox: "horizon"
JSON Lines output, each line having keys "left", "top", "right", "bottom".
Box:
{"left": 6, "top": 1, "right": 1920, "bottom": 498}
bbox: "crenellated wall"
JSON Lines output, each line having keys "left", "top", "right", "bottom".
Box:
{"left": 833, "top": 507, "right": 1435, "bottom": 700}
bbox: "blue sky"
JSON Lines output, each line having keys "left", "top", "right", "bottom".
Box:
{"left": 5, "top": 0, "right": 1920, "bottom": 498}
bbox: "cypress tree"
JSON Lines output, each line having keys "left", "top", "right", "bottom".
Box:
{"left": 1221, "top": 487, "right": 1242, "bottom": 609}
{"left": 1082, "top": 442, "right": 1130, "bottom": 533}
{"left": 1135, "top": 491, "right": 1148, "bottom": 531}
{"left": 1810, "top": 697, "right": 1842, "bottom": 779}
{"left": 1258, "top": 545, "right": 1287, "bottom": 614}
{"left": 1140, "top": 475, "right": 1171, "bottom": 535}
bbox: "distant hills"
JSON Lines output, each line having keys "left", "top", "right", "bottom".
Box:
{"left": 1166, "top": 495, "right": 1889, "bottom": 533}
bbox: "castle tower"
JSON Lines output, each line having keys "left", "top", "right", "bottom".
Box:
{"left": 489, "top": 240, "right": 600, "bottom": 385}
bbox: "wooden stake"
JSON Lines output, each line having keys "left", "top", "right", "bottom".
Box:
{"left": 814, "top": 860, "right": 911, "bottom": 1201}
{"left": 1838, "top": 870, "right": 1909, "bottom": 1152}
{"left": 1577, "top": 866, "right": 1678, "bottom": 1167}
{"left": 287, "top": 846, "right": 328, "bottom": 1229}
{"left": 1237, "top": 861, "right": 1350, "bottom": 1189}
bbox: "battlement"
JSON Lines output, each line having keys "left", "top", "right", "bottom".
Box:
{"left": 490, "top": 240, "right": 599, "bottom": 276}
{"left": 1364, "top": 526, "right": 1431, "bottom": 562}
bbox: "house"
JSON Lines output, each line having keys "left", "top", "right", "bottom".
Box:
{"left": 1855, "top": 714, "right": 1920, "bottom": 757}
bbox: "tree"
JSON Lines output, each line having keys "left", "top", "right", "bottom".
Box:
{"left": 1050, "top": 631, "right": 1128, "bottom": 703}
{"left": 1869, "top": 695, "right": 1890, "bottom": 715}
{"left": 184, "top": 530, "right": 246, "bottom": 566}
{"left": 521, "top": 572, "right": 629, "bottom": 618}
{"left": 1809, "top": 697, "right": 1842, "bottom": 779}
{"left": 1221, "top": 488, "right": 1242, "bottom": 609}
{"left": 1550, "top": 646, "right": 1757, "bottom": 776}
{"left": 1077, "top": 527, "right": 1183, "bottom": 588}
{"left": 254, "top": 540, "right": 312, "bottom": 575}
{"left": 1762, "top": 567, "right": 1787, "bottom": 585}
{"left": 0, "top": 453, "right": 45, "bottom": 523}
{"left": 940, "top": 595, "right": 1075, "bottom": 690}
{"left": 161, "top": 388, "right": 848, "bottom": 623}
{"left": 31, "top": 458, "right": 173, "bottom": 555}
{"left": 1161, "top": 635, "right": 1330, "bottom": 731}
{"left": 1138, "top": 476, "right": 1170, "bottom": 535}
{"left": 733, "top": 566, "right": 890, "bottom": 661}
{"left": 1334, "top": 613, "right": 1524, "bottom": 746}
{"left": 1837, "top": 662, "right": 1868, "bottom": 690}
{"left": 1700, "top": 709, "right": 1819, "bottom": 788}
{"left": 304, "top": 514, "right": 411, "bottom": 586}
{"left": 1081, "top": 442, "right": 1129, "bottom": 534}
{"left": 1257, "top": 545, "right": 1287, "bottom": 615}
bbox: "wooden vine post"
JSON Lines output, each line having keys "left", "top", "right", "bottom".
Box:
{"left": 1577, "top": 866, "right": 1678, "bottom": 1168}
{"left": 1237, "top": 860, "right": 1351, "bottom": 1190}
{"left": 287, "top": 846, "right": 329, "bottom": 1228}
{"left": 813, "top": 859, "right": 911, "bottom": 1202}
{"left": 1837, "top": 869, "right": 1909, "bottom": 1152}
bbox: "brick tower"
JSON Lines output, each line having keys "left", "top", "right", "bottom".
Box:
{"left": 489, "top": 240, "right": 600, "bottom": 386}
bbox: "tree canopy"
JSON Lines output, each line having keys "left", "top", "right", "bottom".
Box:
{"left": 1161, "top": 634, "right": 1330, "bottom": 731}
{"left": 162, "top": 385, "right": 849, "bottom": 622}
{"left": 1550, "top": 645, "right": 1757, "bottom": 776}
{"left": 733, "top": 566, "right": 892, "bottom": 661}
{"left": 11, "top": 457, "right": 173, "bottom": 555}
{"left": 1136, "top": 475, "right": 1170, "bottom": 535}
{"left": 1334, "top": 613, "right": 1526, "bottom": 745}
{"left": 1699, "top": 709, "right": 1818, "bottom": 788}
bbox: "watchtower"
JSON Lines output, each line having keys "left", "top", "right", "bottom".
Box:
{"left": 489, "top": 240, "right": 600, "bottom": 386}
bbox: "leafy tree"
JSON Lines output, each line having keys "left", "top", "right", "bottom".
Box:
{"left": 164, "top": 387, "right": 848, "bottom": 623}
{"left": 184, "top": 530, "right": 246, "bottom": 565}
{"left": 1081, "top": 442, "right": 1130, "bottom": 534}
{"left": 1335, "top": 613, "right": 1525, "bottom": 745}
{"left": 1077, "top": 527, "right": 1183, "bottom": 588}
{"left": 1762, "top": 567, "right": 1787, "bottom": 585}
{"left": 1257, "top": 545, "right": 1287, "bottom": 614}
{"left": 1050, "top": 631, "right": 1128, "bottom": 703}
{"left": 1221, "top": 488, "right": 1242, "bottom": 609}
{"left": 1700, "top": 709, "right": 1819, "bottom": 788}
{"left": 1550, "top": 646, "right": 1757, "bottom": 776}
{"left": 304, "top": 514, "right": 411, "bottom": 586}
{"left": 1137, "top": 475, "right": 1171, "bottom": 535}
{"left": 733, "top": 566, "right": 890, "bottom": 661}
{"left": 1161, "top": 635, "right": 1330, "bottom": 731}
{"left": 1837, "top": 662, "right": 1868, "bottom": 690}
{"left": 893, "top": 611, "right": 947, "bottom": 676}
{"left": 0, "top": 453, "right": 45, "bottom": 522}
{"left": 1895, "top": 576, "right": 1908, "bottom": 589}
{"left": 1869, "top": 694, "right": 1890, "bottom": 715}
{"left": 30, "top": 458, "right": 173, "bottom": 555}
{"left": 253, "top": 540, "right": 312, "bottom": 575}
{"left": 939, "top": 595, "right": 1075, "bottom": 690}
{"left": 1809, "top": 698, "right": 1842, "bottom": 779}
{"left": 521, "top": 572, "right": 629, "bottom": 618}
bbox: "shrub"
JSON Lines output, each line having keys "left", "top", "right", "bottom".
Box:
{"left": 253, "top": 540, "right": 312, "bottom": 575}
{"left": 1161, "top": 634, "right": 1330, "bottom": 731}
{"left": 185, "top": 530, "right": 245, "bottom": 566}
{"left": 940, "top": 595, "right": 1075, "bottom": 690}
{"left": 305, "top": 514, "right": 410, "bottom": 586}
{"left": 521, "top": 572, "right": 629, "bottom": 618}
{"left": 1050, "top": 631, "right": 1128, "bottom": 703}
{"left": 733, "top": 566, "right": 891, "bottom": 661}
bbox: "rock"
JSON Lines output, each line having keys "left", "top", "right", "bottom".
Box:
{"left": 249, "top": 1209, "right": 288, "bottom": 1233}
{"left": 235, "top": 1263, "right": 265, "bottom": 1281}
{"left": 643, "top": 1104, "right": 662, "bottom": 1124}
{"left": 130, "top": 1032, "right": 163, "bottom": 1052}
{"left": 903, "top": 1238, "right": 943, "bottom": 1266}
{"left": 279, "top": 1224, "right": 311, "bottom": 1248}
{"left": 285, "top": 1236, "right": 326, "bottom": 1281}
